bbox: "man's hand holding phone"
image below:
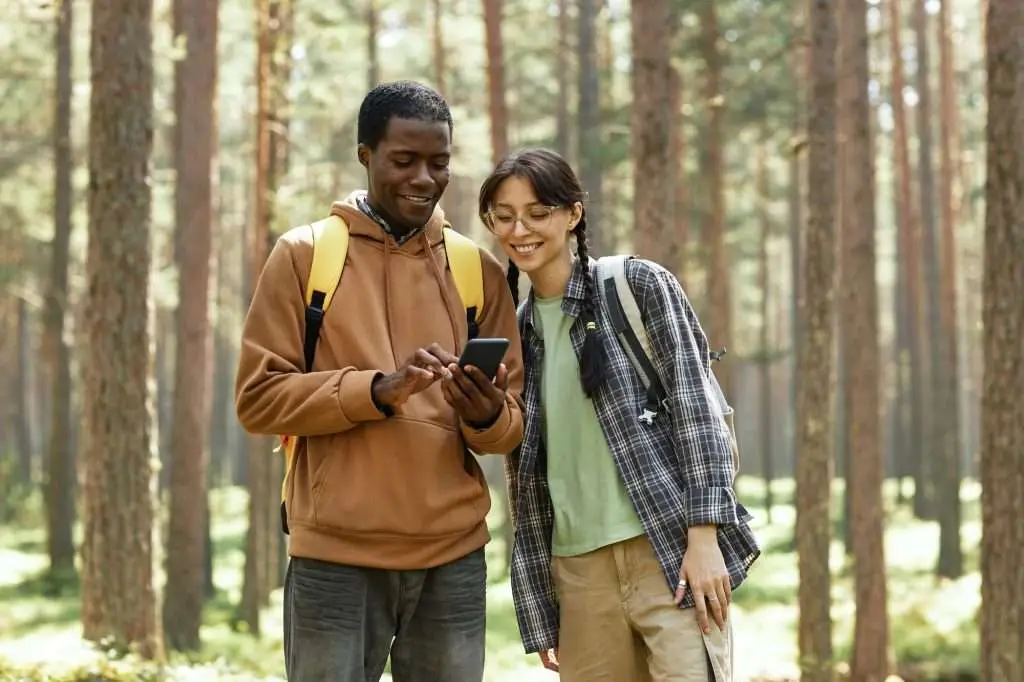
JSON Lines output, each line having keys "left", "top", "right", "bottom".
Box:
{"left": 441, "top": 338, "right": 510, "bottom": 428}
{"left": 371, "top": 340, "right": 509, "bottom": 428}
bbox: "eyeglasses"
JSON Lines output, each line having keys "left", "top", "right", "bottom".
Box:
{"left": 483, "top": 205, "right": 561, "bottom": 236}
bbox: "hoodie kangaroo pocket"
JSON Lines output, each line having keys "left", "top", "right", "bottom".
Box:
{"left": 311, "top": 418, "right": 488, "bottom": 538}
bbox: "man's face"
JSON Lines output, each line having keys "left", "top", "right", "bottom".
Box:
{"left": 358, "top": 117, "right": 452, "bottom": 233}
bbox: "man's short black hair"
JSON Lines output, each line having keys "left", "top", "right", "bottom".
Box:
{"left": 357, "top": 80, "right": 453, "bottom": 149}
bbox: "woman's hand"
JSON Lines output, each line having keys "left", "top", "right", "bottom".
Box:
{"left": 675, "top": 524, "right": 731, "bottom": 634}
{"left": 537, "top": 648, "right": 559, "bottom": 672}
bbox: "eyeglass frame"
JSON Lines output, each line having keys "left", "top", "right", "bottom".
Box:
{"left": 482, "top": 204, "right": 566, "bottom": 236}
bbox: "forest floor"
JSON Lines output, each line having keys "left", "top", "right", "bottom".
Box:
{"left": 0, "top": 479, "right": 981, "bottom": 681}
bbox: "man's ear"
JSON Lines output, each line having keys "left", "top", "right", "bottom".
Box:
{"left": 357, "top": 143, "right": 371, "bottom": 169}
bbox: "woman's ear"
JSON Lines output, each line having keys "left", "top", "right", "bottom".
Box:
{"left": 568, "top": 202, "right": 583, "bottom": 230}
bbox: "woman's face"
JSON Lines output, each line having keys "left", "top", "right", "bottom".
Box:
{"left": 486, "top": 175, "right": 580, "bottom": 275}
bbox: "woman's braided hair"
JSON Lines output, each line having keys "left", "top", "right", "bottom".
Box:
{"left": 479, "top": 148, "right": 607, "bottom": 397}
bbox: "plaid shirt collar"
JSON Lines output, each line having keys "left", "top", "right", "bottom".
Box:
{"left": 355, "top": 192, "right": 422, "bottom": 247}
{"left": 521, "top": 257, "right": 589, "bottom": 330}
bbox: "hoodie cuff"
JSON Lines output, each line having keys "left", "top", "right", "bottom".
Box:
{"left": 338, "top": 370, "right": 392, "bottom": 423}
{"left": 460, "top": 401, "right": 512, "bottom": 453}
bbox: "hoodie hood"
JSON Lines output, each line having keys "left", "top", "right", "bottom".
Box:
{"left": 329, "top": 190, "right": 448, "bottom": 254}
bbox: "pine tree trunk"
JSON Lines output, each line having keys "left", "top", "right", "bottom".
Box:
{"left": 630, "top": 0, "right": 672, "bottom": 261}
{"left": 757, "top": 141, "right": 774, "bottom": 524}
{"left": 554, "top": 0, "right": 570, "bottom": 160}
{"left": 934, "top": 0, "right": 963, "bottom": 579}
{"left": 839, "top": 0, "right": 892, "bottom": 677}
{"left": 913, "top": 0, "right": 942, "bottom": 521}
{"left": 164, "top": 0, "right": 219, "bottom": 651}
{"left": 483, "top": 0, "right": 508, "bottom": 165}
{"left": 699, "top": 0, "right": 732, "bottom": 397}
{"left": 81, "top": 0, "right": 162, "bottom": 658}
{"left": 795, "top": 0, "right": 837, "bottom": 679}
{"left": 979, "top": 2, "right": 1024, "bottom": 678}
{"left": 367, "top": 0, "right": 379, "bottom": 89}
{"left": 577, "top": 0, "right": 605, "bottom": 252}
{"left": 44, "top": 0, "right": 76, "bottom": 578}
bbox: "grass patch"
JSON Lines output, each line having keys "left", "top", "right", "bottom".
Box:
{"left": 0, "top": 480, "right": 982, "bottom": 681}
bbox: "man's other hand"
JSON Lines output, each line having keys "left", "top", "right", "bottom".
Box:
{"left": 441, "top": 362, "right": 508, "bottom": 428}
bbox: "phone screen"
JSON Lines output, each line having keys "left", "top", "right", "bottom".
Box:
{"left": 458, "top": 338, "right": 510, "bottom": 381}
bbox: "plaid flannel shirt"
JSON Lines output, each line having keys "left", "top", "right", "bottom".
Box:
{"left": 505, "top": 257, "right": 761, "bottom": 654}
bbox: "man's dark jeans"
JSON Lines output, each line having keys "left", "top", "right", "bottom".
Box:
{"left": 283, "top": 548, "right": 487, "bottom": 682}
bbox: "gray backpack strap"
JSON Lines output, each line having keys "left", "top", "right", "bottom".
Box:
{"left": 596, "top": 256, "right": 668, "bottom": 424}
{"left": 595, "top": 256, "right": 741, "bottom": 479}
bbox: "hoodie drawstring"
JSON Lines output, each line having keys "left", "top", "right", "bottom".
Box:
{"left": 422, "top": 230, "right": 465, "bottom": 354}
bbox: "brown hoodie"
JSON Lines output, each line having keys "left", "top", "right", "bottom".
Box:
{"left": 235, "top": 192, "right": 525, "bottom": 570}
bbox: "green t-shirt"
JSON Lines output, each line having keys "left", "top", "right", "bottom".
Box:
{"left": 533, "top": 295, "right": 645, "bottom": 557}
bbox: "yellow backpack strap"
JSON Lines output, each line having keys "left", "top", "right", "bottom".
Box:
{"left": 442, "top": 226, "right": 485, "bottom": 339}
{"left": 302, "top": 215, "right": 349, "bottom": 371}
{"left": 281, "top": 215, "right": 350, "bottom": 528}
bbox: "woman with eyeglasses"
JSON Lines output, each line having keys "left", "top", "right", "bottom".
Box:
{"left": 479, "top": 148, "right": 759, "bottom": 682}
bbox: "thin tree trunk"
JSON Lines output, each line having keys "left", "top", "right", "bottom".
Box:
{"left": 239, "top": 0, "right": 275, "bottom": 636}
{"left": 669, "top": 65, "right": 690, "bottom": 288}
{"left": 577, "top": 0, "right": 605, "bottom": 252}
{"left": 554, "top": 0, "right": 570, "bottom": 159}
{"left": 699, "top": 0, "right": 732, "bottom": 397}
{"left": 887, "top": 0, "right": 925, "bottom": 514}
{"left": 630, "top": 0, "right": 672, "bottom": 260}
{"left": 431, "top": 0, "right": 446, "bottom": 96}
{"left": 44, "top": 0, "right": 76, "bottom": 578}
{"left": 367, "top": 0, "right": 379, "bottom": 89}
{"left": 757, "top": 141, "right": 773, "bottom": 524}
{"left": 839, "top": 0, "right": 892, "bottom": 677}
{"left": 795, "top": 0, "right": 837, "bottom": 678}
{"left": 483, "top": 0, "right": 508, "bottom": 165}
{"left": 14, "top": 299, "right": 35, "bottom": 486}
{"left": 934, "top": 0, "right": 963, "bottom": 579}
{"left": 165, "top": 0, "right": 219, "bottom": 651}
{"left": 913, "top": 0, "right": 941, "bottom": 521}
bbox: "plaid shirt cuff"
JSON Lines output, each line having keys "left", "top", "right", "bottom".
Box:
{"left": 521, "top": 626, "right": 559, "bottom": 655}
{"left": 683, "top": 486, "right": 740, "bottom": 527}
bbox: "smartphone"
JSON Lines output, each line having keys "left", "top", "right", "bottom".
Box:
{"left": 458, "top": 337, "right": 510, "bottom": 381}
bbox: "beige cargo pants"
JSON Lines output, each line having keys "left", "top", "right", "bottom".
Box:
{"left": 552, "top": 534, "right": 733, "bottom": 682}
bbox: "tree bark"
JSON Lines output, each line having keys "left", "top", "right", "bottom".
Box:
{"left": 164, "top": 0, "right": 219, "bottom": 651}
{"left": 81, "top": 0, "right": 162, "bottom": 658}
{"left": 795, "top": 0, "right": 837, "bottom": 679}
{"left": 577, "top": 0, "right": 605, "bottom": 252}
{"left": 367, "top": 0, "right": 379, "bottom": 89}
{"left": 431, "top": 0, "right": 446, "bottom": 96}
{"left": 886, "top": 0, "right": 918, "bottom": 507}
{"left": 482, "top": 0, "right": 508, "bottom": 165}
{"left": 669, "top": 65, "right": 690, "bottom": 288}
{"left": 699, "top": 0, "right": 732, "bottom": 396}
{"left": 913, "top": 0, "right": 941, "bottom": 520}
{"left": 239, "top": 0, "right": 274, "bottom": 636}
{"left": 44, "top": 0, "right": 77, "bottom": 579}
{"left": 757, "top": 141, "right": 773, "bottom": 524}
{"left": 839, "top": 0, "right": 892, "bottom": 677}
{"left": 980, "top": 2, "right": 1024, "bottom": 679}
{"left": 630, "top": 0, "right": 672, "bottom": 261}
{"left": 934, "top": 0, "right": 963, "bottom": 579}
{"left": 554, "top": 0, "right": 570, "bottom": 160}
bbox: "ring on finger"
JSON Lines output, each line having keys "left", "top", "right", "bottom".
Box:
{"left": 707, "top": 594, "right": 718, "bottom": 602}
{"left": 677, "top": 579, "right": 687, "bottom": 588}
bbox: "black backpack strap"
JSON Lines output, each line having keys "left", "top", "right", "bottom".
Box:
{"left": 303, "top": 289, "right": 328, "bottom": 372}
{"left": 466, "top": 306, "right": 479, "bottom": 341}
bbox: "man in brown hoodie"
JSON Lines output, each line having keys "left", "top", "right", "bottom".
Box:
{"left": 235, "top": 81, "right": 525, "bottom": 682}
